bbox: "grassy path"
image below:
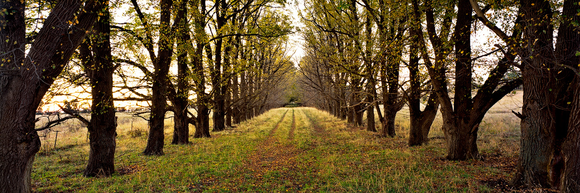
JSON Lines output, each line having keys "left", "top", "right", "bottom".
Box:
{"left": 223, "top": 108, "right": 320, "bottom": 192}
{"left": 32, "top": 107, "right": 518, "bottom": 192}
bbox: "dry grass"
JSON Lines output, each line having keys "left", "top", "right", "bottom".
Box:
{"left": 370, "top": 90, "right": 522, "bottom": 157}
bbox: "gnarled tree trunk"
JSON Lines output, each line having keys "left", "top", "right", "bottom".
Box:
{"left": 408, "top": 92, "right": 439, "bottom": 146}
{"left": 511, "top": 0, "right": 555, "bottom": 187}
{"left": 0, "top": 0, "right": 99, "bottom": 191}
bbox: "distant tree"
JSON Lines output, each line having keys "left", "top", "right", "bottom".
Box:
{"left": 301, "top": 0, "right": 366, "bottom": 126}
{"left": 363, "top": 0, "right": 408, "bottom": 137}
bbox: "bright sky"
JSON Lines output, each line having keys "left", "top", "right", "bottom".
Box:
{"left": 286, "top": 0, "right": 306, "bottom": 65}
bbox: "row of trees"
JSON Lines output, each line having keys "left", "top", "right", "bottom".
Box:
{"left": 298, "top": 0, "right": 579, "bottom": 191}
{"left": 0, "top": 0, "right": 294, "bottom": 192}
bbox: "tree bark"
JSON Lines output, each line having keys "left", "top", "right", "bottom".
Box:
{"left": 0, "top": 1, "right": 98, "bottom": 192}
{"left": 240, "top": 70, "right": 248, "bottom": 122}
{"left": 408, "top": 108, "right": 438, "bottom": 146}
{"left": 380, "top": 46, "right": 404, "bottom": 137}
{"left": 366, "top": 99, "right": 376, "bottom": 132}
{"left": 511, "top": 0, "right": 555, "bottom": 187}
{"left": 232, "top": 72, "right": 240, "bottom": 124}
{"left": 0, "top": 0, "right": 100, "bottom": 191}
{"left": 0, "top": 5, "right": 31, "bottom": 192}
{"left": 83, "top": 0, "right": 117, "bottom": 176}
{"left": 144, "top": 0, "right": 174, "bottom": 155}
{"left": 443, "top": 0, "right": 474, "bottom": 160}
{"left": 562, "top": 79, "right": 580, "bottom": 192}
{"left": 550, "top": 0, "right": 580, "bottom": 188}
{"left": 190, "top": 0, "right": 211, "bottom": 138}
{"left": 364, "top": 13, "right": 376, "bottom": 132}
{"left": 407, "top": 2, "right": 439, "bottom": 146}
{"left": 172, "top": 107, "right": 189, "bottom": 144}
{"left": 443, "top": 118, "right": 479, "bottom": 160}
{"left": 226, "top": 78, "right": 232, "bottom": 127}
{"left": 171, "top": 0, "right": 191, "bottom": 145}
{"left": 211, "top": 0, "right": 227, "bottom": 132}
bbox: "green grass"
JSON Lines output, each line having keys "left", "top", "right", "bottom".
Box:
{"left": 32, "top": 105, "right": 519, "bottom": 192}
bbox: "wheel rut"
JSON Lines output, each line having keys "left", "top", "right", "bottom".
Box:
{"left": 288, "top": 110, "right": 296, "bottom": 141}
{"left": 225, "top": 108, "right": 318, "bottom": 191}
{"left": 303, "top": 109, "right": 328, "bottom": 139}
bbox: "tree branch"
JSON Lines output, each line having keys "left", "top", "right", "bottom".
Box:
{"left": 58, "top": 105, "right": 90, "bottom": 125}
{"left": 35, "top": 116, "right": 76, "bottom": 131}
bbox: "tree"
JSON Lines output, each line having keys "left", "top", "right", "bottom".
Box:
{"left": 170, "top": 0, "right": 193, "bottom": 145}
{"left": 471, "top": 0, "right": 580, "bottom": 189}
{"left": 421, "top": 0, "right": 521, "bottom": 160}
{"left": 79, "top": 0, "right": 117, "bottom": 176}
{"left": 562, "top": 80, "right": 580, "bottom": 191}
{"left": 0, "top": 0, "right": 102, "bottom": 191}
{"left": 301, "top": 0, "right": 368, "bottom": 126}
{"left": 370, "top": 0, "right": 407, "bottom": 137}
{"left": 407, "top": 0, "right": 439, "bottom": 146}
{"left": 127, "top": 0, "right": 182, "bottom": 155}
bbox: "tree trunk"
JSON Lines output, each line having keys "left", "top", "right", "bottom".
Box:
{"left": 84, "top": 0, "right": 117, "bottom": 176}
{"left": 381, "top": 109, "right": 396, "bottom": 137}
{"left": 172, "top": 0, "right": 190, "bottom": 145}
{"left": 347, "top": 100, "right": 355, "bottom": 124}
{"left": 195, "top": 105, "right": 211, "bottom": 138}
{"left": 381, "top": 55, "right": 403, "bottom": 137}
{"left": 211, "top": 0, "right": 227, "bottom": 132}
{"left": 232, "top": 73, "right": 241, "bottom": 124}
{"left": 354, "top": 103, "right": 364, "bottom": 127}
{"left": 443, "top": 117, "right": 479, "bottom": 160}
{"left": 409, "top": 110, "right": 438, "bottom": 146}
{"left": 226, "top": 78, "right": 232, "bottom": 127}
{"left": 172, "top": 105, "right": 189, "bottom": 144}
{"left": 366, "top": 99, "right": 376, "bottom": 132}
{"left": 550, "top": 0, "right": 580, "bottom": 189}
{"left": 240, "top": 71, "right": 248, "bottom": 122}
{"left": 562, "top": 79, "right": 580, "bottom": 192}
{"left": 191, "top": 0, "right": 210, "bottom": 138}
{"left": 248, "top": 71, "right": 255, "bottom": 120}
{"left": 512, "top": 0, "right": 555, "bottom": 187}
{"left": 0, "top": 2, "right": 34, "bottom": 190}
{"left": 407, "top": 6, "right": 439, "bottom": 146}
{"left": 231, "top": 35, "right": 241, "bottom": 124}
{"left": 408, "top": 92, "right": 439, "bottom": 146}
{"left": 144, "top": 0, "right": 174, "bottom": 155}
{"left": 0, "top": 0, "right": 98, "bottom": 191}
{"left": 0, "top": 78, "right": 39, "bottom": 193}
{"left": 443, "top": 0, "right": 475, "bottom": 160}
{"left": 193, "top": 44, "right": 209, "bottom": 138}
{"left": 364, "top": 12, "right": 376, "bottom": 132}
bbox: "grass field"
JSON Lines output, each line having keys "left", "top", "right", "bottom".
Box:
{"left": 31, "top": 92, "right": 526, "bottom": 192}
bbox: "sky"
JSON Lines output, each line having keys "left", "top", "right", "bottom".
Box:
{"left": 286, "top": 0, "right": 307, "bottom": 65}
